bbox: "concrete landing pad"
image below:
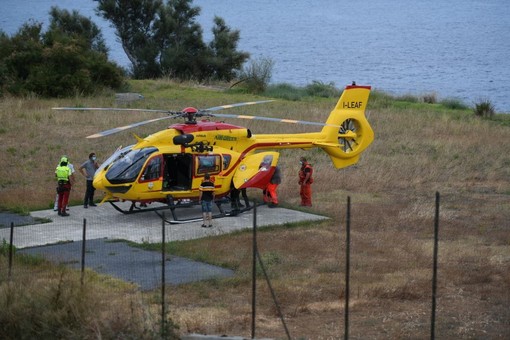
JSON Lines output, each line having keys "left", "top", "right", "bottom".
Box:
{"left": 1, "top": 202, "right": 328, "bottom": 249}
{"left": 2, "top": 202, "right": 327, "bottom": 290}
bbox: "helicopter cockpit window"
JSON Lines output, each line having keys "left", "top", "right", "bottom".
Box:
{"left": 196, "top": 155, "right": 221, "bottom": 175}
{"left": 140, "top": 155, "right": 162, "bottom": 182}
{"left": 106, "top": 147, "right": 158, "bottom": 184}
{"left": 222, "top": 154, "right": 232, "bottom": 170}
{"left": 96, "top": 144, "right": 134, "bottom": 177}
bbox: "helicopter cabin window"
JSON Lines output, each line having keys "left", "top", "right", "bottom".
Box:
{"left": 196, "top": 155, "right": 221, "bottom": 175}
{"left": 140, "top": 155, "right": 162, "bottom": 182}
{"left": 222, "top": 154, "right": 232, "bottom": 170}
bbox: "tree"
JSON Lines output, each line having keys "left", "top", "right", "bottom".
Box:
{"left": 95, "top": 0, "right": 163, "bottom": 78}
{"left": 47, "top": 7, "right": 108, "bottom": 54}
{"left": 96, "top": 0, "right": 249, "bottom": 80}
{"left": 157, "top": 0, "right": 208, "bottom": 79}
{"left": 208, "top": 16, "right": 249, "bottom": 81}
{"left": 0, "top": 7, "right": 124, "bottom": 97}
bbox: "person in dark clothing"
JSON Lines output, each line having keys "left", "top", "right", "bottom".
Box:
{"left": 230, "top": 185, "right": 251, "bottom": 214}
{"left": 199, "top": 173, "right": 215, "bottom": 228}
{"left": 240, "top": 188, "right": 250, "bottom": 208}
{"left": 79, "top": 152, "right": 99, "bottom": 208}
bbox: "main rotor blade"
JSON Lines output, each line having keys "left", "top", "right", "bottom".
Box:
{"left": 59, "top": 99, "right": 343, "bottom": 138}
{"left": 210, "top": 112, "right": 340, "bottom": 128}
{"left": 86, "top": 116, "right": 174, "bottom": 139}
{"left": 201, "top": 100, "right": 275, "bottom": 112}
{"left": 53, "top": 107, "right": 176, "bottom": 114}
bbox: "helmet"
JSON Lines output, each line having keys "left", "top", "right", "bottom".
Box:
{"left": 60, "top": 155, "right": 69, "bottom": 163}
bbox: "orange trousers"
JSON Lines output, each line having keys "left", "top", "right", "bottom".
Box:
{"left": 300, "top": 183, "right": 312, "bottom": 206}
{"left": 264, "top": 183, "right": 279, "bottom": 204}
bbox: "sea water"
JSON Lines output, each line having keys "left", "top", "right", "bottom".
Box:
{"left": 1, "top": 0, "right": 509, "bottom": 111}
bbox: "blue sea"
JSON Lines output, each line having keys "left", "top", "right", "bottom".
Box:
{"left": 1, "top": 0, "right": 509, "bottom": 112}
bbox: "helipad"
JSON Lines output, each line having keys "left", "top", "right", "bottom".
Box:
{"left": 1, "top": 202, "right": 328, "bottom": 249}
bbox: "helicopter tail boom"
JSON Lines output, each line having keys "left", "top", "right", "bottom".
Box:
{"left": 317, "top": 84, "right": 374, "bottom": 169}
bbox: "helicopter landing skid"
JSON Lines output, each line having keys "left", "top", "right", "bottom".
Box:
{"left": 108, "top": 199, "right": 258, "bottom": 224}
{"left": 108, "top": 201, "right": 173, "bottom": 215}
{"left": 224, "top": 204, "right": 254, "bottom": 216}
{"left": 154, "top": 210, "right": 228, "bottom": 224}
{"left": 108, "top": 199, "right": 237, "bottom": 224}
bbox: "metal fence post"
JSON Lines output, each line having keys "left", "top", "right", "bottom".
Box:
{"left": 81, "top": 218, "right": 87, "bottom": 286}
{"left": 344, "top": 196, "right": 351, "bottom": 340}
{"left": 251, "top": 201, "right": 257, "bottom": 339}
{"left": 8, "top": 222, "right": 14, "bottom": 281}
{"left": 161, "top": 212, "right": 167, "bottom": 336}
{"left": 431, "top": 192, "right": 440, "bottom": 339}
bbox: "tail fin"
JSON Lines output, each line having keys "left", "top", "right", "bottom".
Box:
{"left": 317, "top": 85, "right": 374, "bottom": 169}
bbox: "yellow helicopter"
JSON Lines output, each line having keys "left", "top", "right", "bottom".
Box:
{"left": 54, "top": 83, "right": 374, "bottom": 223}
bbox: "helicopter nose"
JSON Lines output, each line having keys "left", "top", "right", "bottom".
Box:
{"left": 93, "top": 174, "right": 107, "bottom": 192}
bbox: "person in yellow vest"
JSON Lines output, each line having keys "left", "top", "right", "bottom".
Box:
{"left": 55, "top": 156, "right": 75, "bottom": 216}
{"left": 53, "top": 156, "right": 75, "bottom": 211}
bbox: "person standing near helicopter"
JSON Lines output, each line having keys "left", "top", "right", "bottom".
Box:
{"left": 79, "top": 152, "right": 99, "bottom": 208}
{"left": 55, "top": 156, "right": 75, "bottom": 216}
{"left": 298, "top": 157, "right": 313, "bottom": 206}
{"left": 53, "top": 155, "right": 75, "bottom": 212}
{"left": 199, "top": 173, "right": 215, "bottom": 228}
{"left": 263, "top": 166, "right": 282, "bottom": 207}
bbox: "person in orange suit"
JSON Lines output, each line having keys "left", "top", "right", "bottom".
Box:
{"left": 298, "top": 157, "right": 313, "bottom": 206}
{"left": 263, "top": 166, "right": 281, "bottom": 207}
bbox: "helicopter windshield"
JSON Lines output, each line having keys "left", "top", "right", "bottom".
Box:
{"left": 95, "top": 145, "right": 135, "bottom": 177}
{"left": 106, "top": 147, "right": 158, "bottom": 184}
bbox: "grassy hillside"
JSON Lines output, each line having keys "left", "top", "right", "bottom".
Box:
{"left": 0, "top": 80, "right": 509, "bottom": 338}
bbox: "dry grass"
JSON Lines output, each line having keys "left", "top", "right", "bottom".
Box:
{"left": 0, "top": 255, "right": 176, "bottom": 338}
{"left": 0, "top": 79, "right": 509, "bottom": 338}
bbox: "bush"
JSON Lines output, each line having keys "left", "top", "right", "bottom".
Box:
{"left": 0, "top": 239, "right": 12, "bottom": 256}
{"left": 305, "top": 80, "right": 340, "bottom": 98}
{"left": 264, "top": 83, "right": 306, "bottom": 101}
{"left": 0, "top": 9, "right": 125, "bottom": 98}
{"left": 473, "top": 99, "right": 496, "bottom": 119}
{"left": 422, "top": 93, "right": 437, "bottom": 104}
{"left": 395, "top": 93, "right": 420, "bottom": 103}
{"left": 235, "top": 57, "right": 274, "bottom": 93}
{"left": 440, "top": 97, "right": 469, "bottom": 110}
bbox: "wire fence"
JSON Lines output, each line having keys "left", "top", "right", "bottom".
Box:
{"left": 1, "top": 194, "right": 444, "bottom": 339}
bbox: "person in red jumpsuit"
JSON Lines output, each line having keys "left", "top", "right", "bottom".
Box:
{"left": 298, "top": 157, "right": 313, "bottom": 206}
{"left": 263, "top": 166, "right": 281, "bottom": 207}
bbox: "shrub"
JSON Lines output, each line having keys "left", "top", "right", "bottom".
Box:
{"left": 0, "top": 9, "right": 125, "bottom": 98}
{"left": 395, "top": 93, "right": 420, "bottom": 103}
{"left": 440, "top": 97, "right": 469, "bottom": 110}
{"left": 305, "top": 80, "right": 340, "bottom": 98}
{"left": 264, "top": 83, "right": 305, "bottom": 101}
{"left": 473, "top": 99, "right": 496, "bottom": 119}
{"left": 0, "top": 239, "right": 13, "bottom": 256}
{"left": 235, "top": 57, "right": 274, "bottom": 93}
{"left": 422, "top": 93, "right": 437, "bottom": 104}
